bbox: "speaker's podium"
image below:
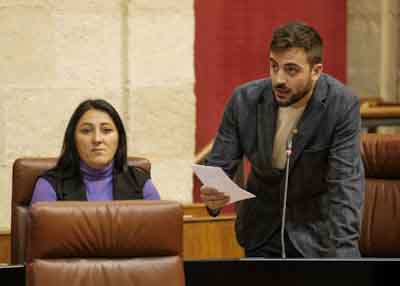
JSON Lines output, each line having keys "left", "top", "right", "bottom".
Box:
{"left": 184, "top": 258, "right": 400, "bottom": 286}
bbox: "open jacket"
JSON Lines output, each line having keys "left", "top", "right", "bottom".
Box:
{"left": 206, "top": 74, "right": 364, "bottom": 257}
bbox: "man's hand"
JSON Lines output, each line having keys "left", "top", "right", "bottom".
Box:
{"left": 200, "top": 185, "right": 230, "bottom": 210}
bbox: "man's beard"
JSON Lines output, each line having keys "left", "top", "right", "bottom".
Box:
{"left": 273, "top": 79, "right": 314, "bottom": 107}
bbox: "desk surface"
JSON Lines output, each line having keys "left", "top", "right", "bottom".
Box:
{"left": 184, "top": 258, "right": 400, "bottom": 286}
{"left": 0, "top": 264, "right": 24, "bottom": 286}
{"left": 2, "top": 260, "right": 400, "bottom": 286}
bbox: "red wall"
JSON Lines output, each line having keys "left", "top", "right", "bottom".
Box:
{"left": 194, "top": 0, "right": 347, "bottom": 204}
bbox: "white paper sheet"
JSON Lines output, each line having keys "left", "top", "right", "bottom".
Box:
{"left": 192, "top": 164, "right": 256, "bottom": 204}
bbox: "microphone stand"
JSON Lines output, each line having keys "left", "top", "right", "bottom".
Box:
{"left": 281, "top": 135, "right": 293, "bottom": 259}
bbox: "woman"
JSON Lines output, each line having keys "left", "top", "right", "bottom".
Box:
{"left": 31, "top": 99, "right": 160, "bottom": 203}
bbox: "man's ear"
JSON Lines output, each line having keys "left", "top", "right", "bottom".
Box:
{"left": 311, "top": 63, "right": 323, "bottom": 80}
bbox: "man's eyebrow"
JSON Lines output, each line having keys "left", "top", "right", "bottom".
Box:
{"left": 284, "top": 63, "right": 302, "bottom": 68}
{"left": 269, "top": 58, "right": 301, "bottom": 67}
{"left": 269, "top": 57, "right": 277, "bottom": 63}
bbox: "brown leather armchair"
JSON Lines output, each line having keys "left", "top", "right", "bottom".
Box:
{"left": 11, "top": 157, "right": 151, "bottom": 264}
{"left": 360, "top": 133, "right": 400, "bottom": 257}
{"left": 26, "top": 200, "right": 184, "bottom": 286}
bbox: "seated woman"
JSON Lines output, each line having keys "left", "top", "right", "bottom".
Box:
{"left": 31, "top": 99, "right": 160, "bottom": 203}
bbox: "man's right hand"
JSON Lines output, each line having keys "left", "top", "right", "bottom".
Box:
{"left": 200, "top": 185, "right": 230, "bottom": 210}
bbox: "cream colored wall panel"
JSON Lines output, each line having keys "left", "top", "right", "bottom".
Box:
{"left": 128, "top": 8, "right": 194, "bottom": 87}
{"left": 347, "top": 0, "right": 381, "bottom": 98}
{"left": 0, "top": 98, "right": 5, "bottom": 163}
{"left": 126, "top": 0, "right": 195, "bottom": 204}
{"left": 0, "top": 0, "right": 52, "bottom": 10}
{"left": 54, "top": 14, "right": 121, "bottom": 88}
{"left": 379, "top": 0, "right": 399, "bottom": 102}
{"left": 0, "top": 165, "right": 11, "bottom": 230}
{"left": 2, "top": 89, "right": 124, "bottom": 166}
{"left": 347, "top": 0, "right": 381, "bottom": 15}
{"left": 151, "top": 158, "right": 193, "bottom": 202}
{"left": 128, "top": 84, "right": 195, "bottom": 158}
{"left": 0, "top": 5, "right": 55, "bottom": 85}
{"left": 127, "top": 84, "right": 195, "bottom": 203}
{"left": 51, "top": 0, "right": 120, "bottom": 15}
{"left": 395, "top": 7, "right": 400, "bottom": 100}
{"left": 130, "top": 0, "right": 193, "bottom": 11}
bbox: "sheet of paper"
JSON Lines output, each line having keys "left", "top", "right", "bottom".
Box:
{"left": 192, "top": 164, "right": 256, "bottom": 204}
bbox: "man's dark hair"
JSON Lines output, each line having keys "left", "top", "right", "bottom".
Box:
{"left": 270, "top": 21, "right": 323, "bottom": 65}
{"left": 56, "top": 99, "right": 128, "bottom": 174}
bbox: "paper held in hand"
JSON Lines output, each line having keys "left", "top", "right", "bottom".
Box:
{"left": 192, "top": 164, "right": 256, "bottom": 204}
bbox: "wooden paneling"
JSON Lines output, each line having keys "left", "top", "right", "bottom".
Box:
{"left": 182, "top": 203, "right": 244, "bottom": 259}
{"left": 183, "top": 215, "right": 244, "bottom": 259}
{"left": 183, "top": 203, "right": 209, "bottom": 217}
{"left": 0, "top": 229, "right": 10, "bottom": 264}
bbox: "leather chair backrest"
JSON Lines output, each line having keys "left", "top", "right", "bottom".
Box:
{"left": 360, "top": 133, "right": 400, "bottom": 257}
{"left": 26, "top": 200, "right": 184, "bottom": 286}
{"left": 11, "top": 157, "right": 151, "bottom": 264}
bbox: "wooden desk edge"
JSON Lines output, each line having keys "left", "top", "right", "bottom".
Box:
{"left": 0, "top": 228, "right": 10, "bottom": 235}
{"left": 184, "top": 215, "right": 236, "bottom": 223}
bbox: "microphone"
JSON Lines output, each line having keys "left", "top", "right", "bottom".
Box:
{"left": 280, "top": 129, "right": 296, "bottom": 258}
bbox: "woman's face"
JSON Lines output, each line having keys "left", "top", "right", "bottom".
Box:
{"left": 74, "top": 109, "right": 119, "bottom": 169}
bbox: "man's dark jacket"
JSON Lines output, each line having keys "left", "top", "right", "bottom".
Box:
{"left": 206, "top": 74, "right": 364, "bottom": 257}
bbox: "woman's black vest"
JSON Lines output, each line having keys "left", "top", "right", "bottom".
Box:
{"left": 39, "top": 166, "right": 148, "bottom": 200}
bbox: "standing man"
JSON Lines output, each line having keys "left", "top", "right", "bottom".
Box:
{"left": 200, "top": 21, "right": 364, "bottom": 258}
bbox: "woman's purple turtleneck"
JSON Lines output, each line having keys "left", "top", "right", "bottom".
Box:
{"left": 30, "top": 161, "right": 160, "bottom": 204}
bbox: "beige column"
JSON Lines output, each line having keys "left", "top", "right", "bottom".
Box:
{"left": 347, "top": 0, "right": 381, "bottom": 99}
{"left": 127, "top": 1, "right": 195, "bottom": 203}
{"left": 379, "top": 0, "right": 399, "bottom": 102}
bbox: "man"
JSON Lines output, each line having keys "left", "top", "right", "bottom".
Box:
{"left": 200, "top": 21, "right": 364, "bottom": 258}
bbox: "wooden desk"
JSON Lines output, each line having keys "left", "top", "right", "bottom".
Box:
{"left": 182, "top": 203, "right": 243, "bottom": 259}
{"left": 183, "top": 214, "right": 244, "bottom": 259}
{"left": 361, "top": 100, "right": 400, "bottom": 132}
{"left": 0, "top": 229, "right": 10, "bottom": 264}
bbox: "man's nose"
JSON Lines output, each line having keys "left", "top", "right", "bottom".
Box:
{"left": 276, "top": 69, "right": 287, "bottom": 84}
